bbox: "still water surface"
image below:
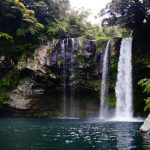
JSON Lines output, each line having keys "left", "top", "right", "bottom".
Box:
{"left": 0, "top": 117, "right": 149, "bottom": 150}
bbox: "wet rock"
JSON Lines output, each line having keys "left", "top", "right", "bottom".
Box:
{"left": 140, "top": 114, "right": 150, "bottom": 134}
{"left": 82, "top": 50, "right": 93, "bottom": 59}
{"left": 98, "top": 42, "right": 108, "bottom": 74}
{"left": 18, "top": 39, "right": 59, "bottom": 74}
{"left": 95, "top": 51, "right": 102, "bottom": 63}
{"left": 110, "top": 37, "right": 122, "bottom": 57}
{"left": 0, "top": 56, "right": 5, "bottom": 63}
{"left": 0, "top": 55, "right": 15, "bottom": 69}
{"left": 50, "top": 73, "right": 56, "bottom": 79}
{"left": 8, "top": 76, "right": 43, "bottom": 109}
{"left": 4, "top": 38, "right": 101, "bottom": 111}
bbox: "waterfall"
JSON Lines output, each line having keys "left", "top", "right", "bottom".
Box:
{"left": 61, "top": 40, "right": 66, "bottom": 116}
{"left": 60, "top": 38, "right": 80, "bottom": 118}
{"left": 100, "top": 40, "right": 110, "bottom": 118}
{"left": 115, "top": 38, "right": 133, "bottom": 120}
{"left": 70, "top": 38, "right": 75, "bottom": 117}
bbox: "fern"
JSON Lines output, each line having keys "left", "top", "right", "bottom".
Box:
{"left": 138, "top": 78, "right": 150, "bottom": 111}
{"left": 0, "top": 32, "right": 13, "bottom": 42}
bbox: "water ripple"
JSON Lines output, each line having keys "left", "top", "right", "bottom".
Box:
{"left": 0, "top": 118, "right": 146, "bottom": 150}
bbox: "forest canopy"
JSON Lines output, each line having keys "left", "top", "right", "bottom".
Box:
{"left": 0, "top": 0, "right": 104, "bottom": 55}
{"left": 0, "top": 0, "right": 100, "bottom": 40}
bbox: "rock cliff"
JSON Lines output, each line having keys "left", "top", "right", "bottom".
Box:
{"left": 0, "top": 37, "right": 122, "bottom": 117}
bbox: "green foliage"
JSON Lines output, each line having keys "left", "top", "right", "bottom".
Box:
{"left": 58, "top": 60, "right": 61, "bottom": 68}
{"left": 0, "top": 0, "right": 100, "bottom": 55}
{"left": 12, "top": 43, "right": 37, "bottom": 52}
{"left": 110, "top": 57, "right": 118, "bottom": 82}
{"left": 96, "top": 37, "right": 111, "bottom": 40}
{"left": 102, "top": 26, "right": 119, "bottom": 37}
{"left": 78, "top": 50, "right": 84, "bottom": 61}
{"left": 99, "top": 0, "right": 144, "bottom": 28}
{"left": 84, "top": 23, "right": 97, "bottom": 40}
{"left": 0, "top": 89, "right": 8, "bottom": 108}
{"left": 74, "top": 54, "right": 77, "bottom": 58}
{"left": 55, "top": 0, "right": 70, "bottom": 21}
{"left": 46, "top": 22, "right": 58, "bottom": 37}
{"left": 108, "top": 93, "right": 116, "bottom": 107}
{"left": 0, "top": 33, "right": 14, "bottom": 54}
{"left": 98, "top": 0, "right": 150, "bottom": 39}
{"left": 77, "top": 50, "right": 86, "bottom": 67}
{"left": 138, "top": 78, "right": 150, "bottom": 94}
{"left": 43, "top": 67, "right": 51, "bottom": 82}
{"left": 0, "top": 32, "right": 13, "bottom": 42}
{"left": 0, "top": 66, "right": 20, "bottom": 107}
{"left": 138, "top": 78, "right": 150, "bottom": 111}
{"left": 143, "top": 97, "right": 150, "bottom": 112}
{"left": 87, "top": 78, "right": 101, "bottom": 92}
{"left": 65, "top": 7, "right": 95, "bottom": 38}
{"left": 120, "top": 28, "right": 133, "bottom": 38}
{"left": 0, "top": 66, "right": 19, "bottom": 89}
{"left": 9, "top": 0, "right": 44, "bottom": 36}
{"left": 47, "top": 48, "right": 51, "bottom": 54}
{"left": 96, "top": 39, "right": 110, "bottom": 51}
{"left": 83, "top": 62, "right": 87, "bottom": 67}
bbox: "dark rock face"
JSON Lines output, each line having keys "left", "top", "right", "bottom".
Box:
{"left": 110, "top": 37, "right": 122, "bottom": 57}
{"left": 0, "top": 37, "right": 123, "bottom": 117}
{"left": 7, "top": 38, "right": 100, "bottom": 112}
{"left": 47, "top": 38, "right": 96, "bottom": 68}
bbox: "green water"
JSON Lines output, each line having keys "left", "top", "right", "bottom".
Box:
{"left": 0, "top": 117, "right": 148, "bottom": 150}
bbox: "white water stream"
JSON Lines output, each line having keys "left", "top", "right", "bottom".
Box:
{"left": 70, "top": 38, "right": 75, "bottom": 117}
{"left": 115, "top": 38, "right": 133, "bottom": 120}
{"left": 100, "top": 40, "right": 110, "bottom": 118}
{"left": 61, "top": 40, "right": 66, "bottom": 116}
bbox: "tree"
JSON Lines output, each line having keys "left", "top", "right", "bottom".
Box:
{"left": 10, "top": 0, "right": 44, "bottom": 36}
{"left": 65, "top": 7, "right": 92, "bottom": 38}
{"left": 54, "top": 0, "right": 70, "bottom": 21}
{"left": 98, "top": 0, "right": 150, "bottom": 29}
{"left": 0, "top": 0, "right": 44, "bottom": 36}
{"left": 20, "top": 0, "right": 60, "bottom": 27}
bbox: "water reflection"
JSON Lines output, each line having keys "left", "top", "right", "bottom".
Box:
{"left": 141, "top": 133, "right": 150, "bottom": 149}
{"left": 116, "top": 123, "right": 134, "bottom": 149}
{"left": 0, "top": 118, "right": 146, "bottom": 150}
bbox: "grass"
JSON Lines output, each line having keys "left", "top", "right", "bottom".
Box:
{"left": 96, "top": 36, "right": 111, "bottom": 40}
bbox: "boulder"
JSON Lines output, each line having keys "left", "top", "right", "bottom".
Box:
{"left": 140, "top": 114, "right": 150, "bottom": 134}
{"left": 8, "top": 75, "right": 43, "bottom": 109}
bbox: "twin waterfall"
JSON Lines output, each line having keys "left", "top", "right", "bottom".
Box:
{"left": 60, "top": 37, "right": 133, "bottom": 119}
{"left": 100, "top": 38, "right": 133, "bottom": 120}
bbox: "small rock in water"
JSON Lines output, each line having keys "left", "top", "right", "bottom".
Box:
{"left": 140, "top": 114, "right": 150, "bottom": 135}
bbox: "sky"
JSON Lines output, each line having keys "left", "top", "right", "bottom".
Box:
{"left": 69, "top": 0, "right": 110, "bottom": 24}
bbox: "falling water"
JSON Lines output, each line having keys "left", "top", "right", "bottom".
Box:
{"left": 70, "top": 38, "right": 75, "bottom": 117}
{"left": 61, "top": 40, "right": 66, "bottom": 116}
{"left": 100, "top": 40, "right": 110, "bottom": 118}
{"left": 115, "top": 38, "right": 133, "bottom": 120}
